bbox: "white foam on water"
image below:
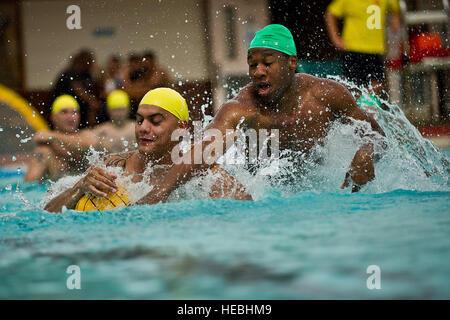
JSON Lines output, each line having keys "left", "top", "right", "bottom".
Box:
{"left": 212, "top": 76, "right": 450, "bottom": 195}
{"left": 16, "top": 76, "right": 450, "bottom": 211}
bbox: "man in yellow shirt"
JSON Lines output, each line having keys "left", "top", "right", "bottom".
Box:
{"left": 325, "top": 0, "right": 400, "bottom": 94}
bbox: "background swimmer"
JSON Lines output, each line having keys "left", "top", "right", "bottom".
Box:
{"left": 32, "top": 90, "right": 136, "bottom": 156}
{"left": 44, "top": 88, "right": 251, "bottom": 212}
{"left": 90, "top": 89, "right": 136, "bottom": 153}
{"left": 24, "top": 95, "right": 88, "bottom": 182}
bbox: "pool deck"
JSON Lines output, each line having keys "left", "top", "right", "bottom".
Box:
{"left": 427, "top": 136, "right": 450, "bottom": 149}
{"left": 418, "top": 126, "right": 450, "bottom": 149}
{"left": 0, "top": 154, "right": 29, "bottom": 172}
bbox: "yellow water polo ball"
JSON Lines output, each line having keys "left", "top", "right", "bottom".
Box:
{"left": 75, "top": 187, "right": 131, "bottom": 212}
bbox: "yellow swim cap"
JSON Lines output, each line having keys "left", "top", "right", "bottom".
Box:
{"left": 75, "top": 186, "right": 130, "bottom": 211}
{"left": 51, "top": 95, "right": 80, "bottom": 115}
{"left": 139, "top": 87, "right": 189, "bottom": 122}
{"left": 106, "top": 89, "right": 130, "bottom": 109}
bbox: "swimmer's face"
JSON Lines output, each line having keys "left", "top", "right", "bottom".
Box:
{"left": 135, "top": 104, "right": 184, "bottom": 159}
{"left": 108, "top": 107, "right": 129, "bottom": 124}
{"left": 51, "top": 108, "right": 80, "bottom": 133}
{"left": 108, "top": 58, "right": 120, "bottom": 73}
{"left": 248, "top": 48, "right": 297, "bottom": 104}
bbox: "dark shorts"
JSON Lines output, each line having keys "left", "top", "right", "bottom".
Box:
{"left": 340, "top": 51, "right": 385, "bottom": 86}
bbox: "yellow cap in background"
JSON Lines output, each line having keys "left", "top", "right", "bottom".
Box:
{"left": 51, "top": 95, "right": 80, "bottom": 114}
{"left": 106, "top": 89, "right": 130, "bottom": 109}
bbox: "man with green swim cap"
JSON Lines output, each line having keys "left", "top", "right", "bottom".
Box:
{"left": 138, "top": 24, "right": 386, "bottom": 204}
{"left": 248, "top": 24, "right": 297, "bottom": 57}
{"left": 45, "top": 88, "right": 251, "bottom": 212}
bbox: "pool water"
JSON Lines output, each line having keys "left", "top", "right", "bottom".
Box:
{"left": 0, "top": 149, "right": 448, "bottom": 299}
{"left": 0, "top": 97, "right": 449, "bottom": 299}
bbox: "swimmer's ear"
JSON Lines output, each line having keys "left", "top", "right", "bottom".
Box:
{"left": 288, "top": 55, "right": 298, "bottom": 70}
{"left": 178, "top": 121, "right": 189, "bottom": 129}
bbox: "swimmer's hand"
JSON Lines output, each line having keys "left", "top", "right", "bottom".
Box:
{"left": 44, "top": 166, "right": 118, "bottom": 213}
{"left": 75, "top": 166, "right": 118, "bottom": 198}
{"left": 341, "top": 144, "right": 375, "bottom": 192}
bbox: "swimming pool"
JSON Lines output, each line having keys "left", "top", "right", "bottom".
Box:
{"left": 0, "top": 104, "right": 449, "bottom": 299}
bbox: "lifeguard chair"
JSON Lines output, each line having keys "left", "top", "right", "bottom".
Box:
{"left": 387, "top": 0, "right": 449, "bottom": 125}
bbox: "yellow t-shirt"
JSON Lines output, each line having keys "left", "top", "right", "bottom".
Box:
{"left": 327, "top": 0, "right": 400, "bottom": 54}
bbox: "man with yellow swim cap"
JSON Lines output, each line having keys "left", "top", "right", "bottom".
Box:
{"left": 89, "top": 89, "right": 135, "bottom": 153}
{"left": 137, "top": 24, "right": 386, "bottom": 204}
{"left": 44, "top": 88, "right": 251, "bottom": 212}
{"left": 32, "top": 90, "right": 136, "bottom": 157}
{"left": 25, "top": 95, "right": 89, "bottom": 182}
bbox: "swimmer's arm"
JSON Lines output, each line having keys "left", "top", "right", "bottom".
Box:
{"left": 137, "top": 101, "right": 245, "bottom": 205}
{"left": 44, "top": 166, "right": 118, "bottom": 213}
{"left": 327, "top": 82, "right": 385, "bottom": 136}
{"left": 44, "top": 181, "right": 85, "bottom": 212}
{"left": 323, "top": 81, "right": 385, "bottom": 191}
{"left": 209, "top": 166, "right": 252, "bottom": 201}
{"left": 34, "top": 130, "right": 99, "bottom": 154}
{"left": 24, "top": 146, "right": 50, "bottom": 182}
{"left": 91, "top": 124, "right": 135, "bottom": 153}
{"left": 342, "top": 104, "right": 384, "bottom": 191}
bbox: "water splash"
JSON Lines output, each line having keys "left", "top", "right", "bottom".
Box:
{"left": 328, "top": 76, "right": 449, "bottom": 191}
{"left": 33, "top": 76, "right": 450, "bottom": 209}
{"left": 214, "top": 76, "right": 449, "bottom": 196}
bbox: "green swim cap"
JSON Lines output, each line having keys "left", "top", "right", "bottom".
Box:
{"left": 357, "top": 93, "right": 381, "bottom": 109}
{"left": 248, "top": 24, "right": 297, "bottom": 56}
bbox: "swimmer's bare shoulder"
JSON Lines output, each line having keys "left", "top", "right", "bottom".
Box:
{"left": 91, "top": 121, "right": 112, "bottom": 137}
{"left": 305, "top": 74, "right": 355, "bottom": 113}
{"left": 300, "top": 73, "right": 385, "bottom": 135}
{"left": 207, "top": 84, "right": 259, "bottom": 131}
{"left": 25, "top": 145, "right": 52, "bottom": 182}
